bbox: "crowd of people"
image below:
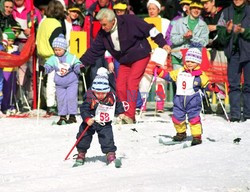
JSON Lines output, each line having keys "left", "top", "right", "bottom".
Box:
{"left": 0, "top": 0, "right": 250, "bottom": 165}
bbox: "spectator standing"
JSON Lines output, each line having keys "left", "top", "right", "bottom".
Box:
{"left": 84, "top": 0, "right": 114, "bottom": 91}
{"left": 36, "top": 0, "right": 65, "bottom": 115}
{"left": 139, "top": 0, "right": 170, "bottom": 113}
{"left": 12, "top": 0, "right": 42, "bottom": 110}
{"left": 170, "top": 0, "right": 209, "bottom": 70}
{"left": 217, "top": 0, "right": 250, "bottom": 122}
{"left": 0, "top": 0, "right": 19, "bottom": 38}
{"left": 165, "top": 0, "right": 191, "bottom": 47}
{"left": 80, "top": 8, "right": 171, "bottom": 123}
{"left": 201, "top": 0, "right": 226, "bottom": 114}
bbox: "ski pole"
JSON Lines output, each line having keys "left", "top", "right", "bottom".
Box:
{"left": 64, "top": 125, "right": 90, "bottom": 160}
{"left": 217, "top": 93, "right": 230, "bottom": 122}
{"left": 36, "top": 71, "right": 43, "bottom": 124}
{"left": 81, "top": 72, "right": 87, "bottom": 93}
{"left": 138, "top": 67, "right": 157, "bottom": 119}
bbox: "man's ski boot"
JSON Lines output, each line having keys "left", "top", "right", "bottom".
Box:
{"left": 191, "top": 136, "right": 202, "bottom": 146}
{"left": 173, "top": 132, "right": 187, "bottom": 142}
{"left": 122, "top": 115, "right": 135, "bottom": 124}
{"left": 73, "top": 151, "right": 86, "bottom": 167}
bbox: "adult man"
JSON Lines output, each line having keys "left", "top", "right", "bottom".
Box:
{"left": 80, "top": 8, "right": 171, "bottom": 123}
{"left": 201, "top": 0, "right": 226, "bottom": 114}
{"left": 84, "top": 0, "right": 114, "bottom": 90}
{"left": 217, "top": 0, "right": 250, "bottom": 122}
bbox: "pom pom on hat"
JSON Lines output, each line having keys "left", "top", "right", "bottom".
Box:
{"left": 96, "top": 67, "right": 109, "bottom": 78}
{"left": 4, "top": 28, "right": 16, "bottom": 40}
{"left": 185, "top": 48, "right": 202, "bottom": 64}
{"left": 52, "top": 34, "right": 68, "bottom": 50}
{"left": 91, "top": 75, "right": 110, "bottom": 93}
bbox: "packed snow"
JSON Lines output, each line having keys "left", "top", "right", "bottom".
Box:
{"left": 0, "top": 107, "right": 250, "bottom": 192}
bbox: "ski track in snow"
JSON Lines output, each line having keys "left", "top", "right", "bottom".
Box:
{"left": 0, "top": 112, "right": 250, "bottom": 192}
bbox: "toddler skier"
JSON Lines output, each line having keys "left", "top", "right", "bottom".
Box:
{"left": 73, "top": 68, "right": 125, "bottom": 167}
{"left": 156, "top": 47, "right": 224, "bottom": 145}
{"left": 43, "top": 34, "right": 81, "bottom": 125}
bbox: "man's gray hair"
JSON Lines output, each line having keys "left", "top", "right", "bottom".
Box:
{"left": 96, "top": 8, "right": 116, "bottom": 22}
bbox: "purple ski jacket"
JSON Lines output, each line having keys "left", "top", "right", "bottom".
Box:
{"left": 80, "top": 14, "right": 167, "bottom": 65}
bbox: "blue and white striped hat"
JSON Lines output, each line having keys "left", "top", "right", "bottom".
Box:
{"left": 91, "top": 75, "right": 110, "bottom": 93}
{"left": 52, "top": 34, "right": 68, "bottom": 50}
{"left": 185, "top": 48, "right": 202, "bottom": 64}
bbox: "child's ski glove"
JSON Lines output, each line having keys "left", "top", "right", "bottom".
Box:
{"left": 155, "top": 67, "right": 168, "bottom": 78}
{"left": 208, "top": 83, "right": 225, "bottom": 97}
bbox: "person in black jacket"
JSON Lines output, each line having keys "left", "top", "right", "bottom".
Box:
{"left": 73, "top": 68, "right": 125, "bottom": 167}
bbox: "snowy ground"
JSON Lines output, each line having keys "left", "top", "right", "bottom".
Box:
{"left": 0, "top": 108, "right": 250, "bottom": 192}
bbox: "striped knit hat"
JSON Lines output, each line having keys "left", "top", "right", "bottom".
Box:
{"left": 91, "top": 75, "right": 110, "bottom": 93}
{"left": 52, "top": 34, "right": 68, "bottom": 50}
{"left": 185, "top": 48, "right": 202, "bottom": 64}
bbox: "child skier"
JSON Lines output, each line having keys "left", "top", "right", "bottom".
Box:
{"left": 43, "top": 34, "right": 81, "bottom": 125}
{"left": 156, "top": 47, "right": 224, "bottom": 145}
{"left": 73, "top": 69, "right": 125, "bottom": 167}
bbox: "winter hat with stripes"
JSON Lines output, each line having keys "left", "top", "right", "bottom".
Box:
{"left": 185, "top": 47, "right": 202, "bottom": 64}
{"left": 52, "top": 34, "right": 68, "bottom": 50}
{"left": 91, "top": 75, "right": 110, "bottom": 93}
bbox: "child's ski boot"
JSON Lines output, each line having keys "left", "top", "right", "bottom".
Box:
{"left": 73, "top": 151, "right": 86, "bottom": 167}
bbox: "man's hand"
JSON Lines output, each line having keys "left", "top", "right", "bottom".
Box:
{"left": 108, "top": 62, "right": 114, "bottom": 73}
{"left": 234, "top": 24, "right": 245, "bottom": 34}
{"left": 162, "top": 44, "right": 171, "bottom": 53}
{"left": 226, "top": 20, "right": 233, "bottom": 33}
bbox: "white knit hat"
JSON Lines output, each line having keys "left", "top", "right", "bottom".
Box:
{"left": 147, "top": 0, "right": 161, "bottom": 10}
{"left": 91, "top": 75, "right": 110, "bottom": 93}
{"left": 185, "top": 48, "right": 202, "bottom": 64}
{"left": 52, "top": 34, "right": 68, "bottom": 50}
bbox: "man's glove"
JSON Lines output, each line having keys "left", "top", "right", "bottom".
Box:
{"left": 155, "top": 67, "right": 168, "bottom": 78}
{"left": 208, "top": 83, "right": 225, "bottom": 97}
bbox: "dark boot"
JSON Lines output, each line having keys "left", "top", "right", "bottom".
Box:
{"left": 191, "top": 136, "right": 202, "bottom": 146}
{"left": 67, "top": 114, "right": 77, "bottom": 124}
{"left": 57, "top": 116, "right": 67, "bottom": 125}
{"left": 173, "top": 132, "right": 187, "bottom": 141}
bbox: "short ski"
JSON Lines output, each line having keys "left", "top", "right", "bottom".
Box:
{"left": 114, "top": 158, "right": 122, "bottom": 168}
{"left": 72, "top": 158, "right": 122, "bottom": 168}
{"left": 72, "top": 161, "right": 84, "bottom": 168}
{"left": 159, "top": 138, "right": 182, "bottom": 145}
{"left": 159, "top": 138, "right": 191, "bottom": 148}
